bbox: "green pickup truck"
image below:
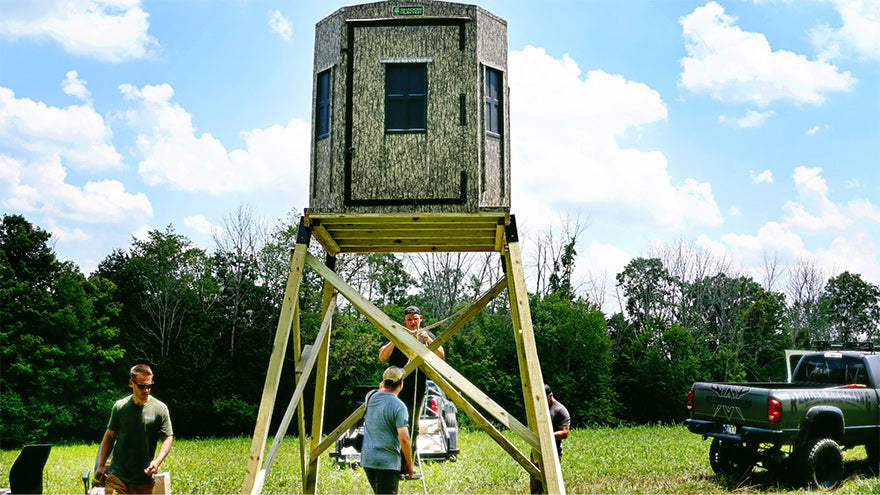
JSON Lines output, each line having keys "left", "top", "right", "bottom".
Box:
{"left": 686, "top": 346, "right": 880, "bottom": 489}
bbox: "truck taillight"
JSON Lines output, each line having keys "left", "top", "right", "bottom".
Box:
{"left": 428, "top": 397, "right": 439, "bottom": 414}
{"left": 768, "top": 397, "right": 782, "bottom": 423}
{"left": 686, "top": 390, "right": 694, "bottom": 411}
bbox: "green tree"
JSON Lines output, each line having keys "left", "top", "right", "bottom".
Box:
{"left": 530, "top": 293, "right": 618, "bottom": 425}
{"left": 612, "top": 320, "right": 699, "bottom": 423}
{"left": 96, "top": 226, "right": 223, "bottom": 435}
{"left": 616, "top": 258, "right": 677, "bottom": 331}
{"left": 820, "top": 271, "right": 880, "bottom": 342}
{"left": 785, "top": 258, "right": 828, "bottom": 346}
{"left": 548, "top": 236, "right": 577, "bottom": 300}
{"left": 1, "top": 215, "right": 124, "bottom": 445}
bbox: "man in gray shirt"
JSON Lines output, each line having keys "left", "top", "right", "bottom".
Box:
{"left": 361, "top": 366, "right": 414, "bottom": 494}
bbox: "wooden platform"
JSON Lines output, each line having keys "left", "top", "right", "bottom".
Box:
{"left": 304, "top": 212, "right": 510, "bottom": 255}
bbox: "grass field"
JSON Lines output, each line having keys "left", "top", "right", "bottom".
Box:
{"left": 2, "top": 425, "right": 878, "bottom": 493}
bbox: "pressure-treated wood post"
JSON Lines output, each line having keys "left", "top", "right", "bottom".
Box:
{"left": 241, "top": 220, "right": 311, "bottom": 495}
{"left": 304, "top": 255, "right": 336, "bottom": 494}
{"left": 504, "top": 219, "right": 565, "bottom": 495}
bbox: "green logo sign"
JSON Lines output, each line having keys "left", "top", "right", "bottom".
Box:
{"left": 393, "top": 6, "right": 423, "bottom": 16}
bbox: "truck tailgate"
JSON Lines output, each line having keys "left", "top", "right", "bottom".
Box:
{"left": 690, "top": 382, "right": 774, "bottom": 427}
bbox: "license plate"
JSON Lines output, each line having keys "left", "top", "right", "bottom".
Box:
{"left": 722, "top": 424, "right": 737, "bottom": 435}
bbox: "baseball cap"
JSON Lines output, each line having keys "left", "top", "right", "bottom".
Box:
{"left": 383, "top": 366, "right": 405, "bottom": 383}
{"left": 404, "top": 305, "right": 421, "bottom": 315}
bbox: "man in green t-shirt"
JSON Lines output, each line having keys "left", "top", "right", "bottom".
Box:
{"left": 96, "top": 364, "right": 174, "bottom": 494}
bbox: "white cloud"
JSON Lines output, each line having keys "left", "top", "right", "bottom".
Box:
{"left": 806, "top": 124, "right": 831, "bottom": 135}
{"left": 184, "top": 214, "right": 221, "bottom": 236}
{"left": 62, "top": 70, "right": 91, "bottom": 103}
{"left": 0, "top": 154, "right": 152, "bottom": 223}
{"left": 581, "top": 240, "right": 631, "bottom": 279}
{"left": 722, "top": 221, "right": 808, "bottom": 262}
{"left": 811, "top": 0, "right": 880, "bottom": 62}
{"left": 719, "top": 109, "right": 776, "bottom": 128}
{"left": 814, "top": 232, "right": 880, "bottom": 283}
{"left": 0, "top": 0, "right": 159, "bottom": 63}
{"left": 268, "top": 10, "right": 293, "bottom": 43}
{"left": 728, "top": 205, "right": 741, "bottom": 216}
{"left": 0, "top": 85, "right": 122, "bottom": 170}
{"left": 42, "top": 216, "right": 91, "bottom": 243}
{"left": 509, "top": 46, "right": 722, "bottom": 231}
{"left": 0, "top": 78, "right": 148, "bottom": 226}
{"left": 780, "top": 166, "right": 880, "bottom": 233}
{"left": 680, "top": 2, "right": 856, "bottom": 106}
{"left": 718, "top": 166, "right": 880, "bottom": 284}
{"left": 132, "top": 224, "right": 152, "bottom": 243}
{"left": 750, "top": 169, "right": 773, "bottom": 184}
{"left": 119, "top": 82, "right": 311, "bottom": 195}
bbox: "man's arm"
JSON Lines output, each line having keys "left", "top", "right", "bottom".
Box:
{"left": 397, "top": 426, "right": 414, "bottom": 479}
{"left": 95, "top": 429, "right": 117, "bottom": 476}
{"left": 554, "top": 425, "right": 570, "bottom": 441}
{"left": 145, "top": 435, "right": 173, "bottom": 475}
{"left": 418, "top": 331, "right": 445, "bottom": 359}
{"left": 379, "top": 341, "right": 394, "bottom": 362}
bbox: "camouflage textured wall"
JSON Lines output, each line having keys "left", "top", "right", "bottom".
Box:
{"left": 308, "top": 1, "right": 509, "bottom": 214}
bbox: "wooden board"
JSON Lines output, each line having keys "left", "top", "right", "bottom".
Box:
{"left": 304, "top": 213, "right": 509, "bottom": 255}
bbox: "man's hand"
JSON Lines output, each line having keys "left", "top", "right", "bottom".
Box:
{"left": 403, "top": 462, "right": 415, "bottom": 479}
{"left": 144, "top": 459, "right": 161, "bottom": 475}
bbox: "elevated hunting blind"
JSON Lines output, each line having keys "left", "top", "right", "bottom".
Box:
{"left": 242, "top": 2, "right": 565, "bottom": 494}
{"left": 308, "top": 0, "right": 510, "bottom": 214}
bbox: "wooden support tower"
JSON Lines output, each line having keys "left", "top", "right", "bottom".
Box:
{"left": 241, "top": 212, "right": 565, "bottom": 494}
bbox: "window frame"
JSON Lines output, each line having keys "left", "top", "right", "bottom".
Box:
{"left": 315, "top": 69, "right": 332, "bottom": 140}
{"left": 385, "top": 63, "right": 428, "bottom": 133}
{"left": 485, "top": 67, "right": 502, "bottom": 138}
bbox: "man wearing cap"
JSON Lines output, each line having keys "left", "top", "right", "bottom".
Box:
{"left": 361, "top": 366, "right": 414, "bottom": 494}
{"left": 378, "top": 305, "right": 444, "bottom": 457}
{"left": 545, "top": 384, "right": 570, "bottom": 456}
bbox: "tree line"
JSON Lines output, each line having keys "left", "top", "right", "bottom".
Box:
{"left": 2, "top": 211, "right": 879, "bottom": 446}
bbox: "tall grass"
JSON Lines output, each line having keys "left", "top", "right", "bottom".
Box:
{"left": 3, "top": 425, "right": 878, "bottom": 493}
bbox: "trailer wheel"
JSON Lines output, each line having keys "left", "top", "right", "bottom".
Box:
{"left": 797, "top": 437, "right": 843, "bottom": 490}
{"left": 709, "top": 438, "right": 754, "bottom": 477}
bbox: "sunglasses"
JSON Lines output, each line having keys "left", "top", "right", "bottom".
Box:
{"left": 134, "top": 382, "right": 155, "bottom": 390}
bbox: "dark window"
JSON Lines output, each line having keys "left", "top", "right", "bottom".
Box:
{"left": 485, "top": 67, "right": 502, "bottom": 137}
{"left": 385, "top": 64, "right": 427, "bottom": 132}
{"left": 793, "top": 354, "right": 870, "bottom": 385}
{"left": 316, "top": 70, "right": 331, "bottom": 140}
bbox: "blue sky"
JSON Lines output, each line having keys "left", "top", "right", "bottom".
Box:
{"left": 1, "top": 0, "right": 878, "bottom": 305}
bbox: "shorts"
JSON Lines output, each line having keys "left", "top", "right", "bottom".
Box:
{"left": 105, "top": 474, "right": 154, "bottom": 494}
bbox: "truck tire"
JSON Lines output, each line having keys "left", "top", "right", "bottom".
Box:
{"left": 797, "top": 437, "right": 844, "bottom": 490}
{"left": 866, "top": 441, "right": 879, "bottom": 474}
{"left": 709, "top": 438, "right": 754, "bottom": 477}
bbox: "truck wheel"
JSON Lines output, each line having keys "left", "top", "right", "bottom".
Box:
{"left": 866, "top": 441, "right": 879, "bottom": 474}
{"left": 798, "top": 437, "right": 844, "bottom": 490}
{"left": 709, "top": 438, "right": 754, "bottom": 476}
